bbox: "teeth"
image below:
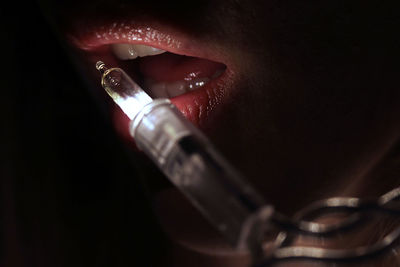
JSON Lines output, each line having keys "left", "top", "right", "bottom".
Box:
{"left": 145, "top": 77, "right": 216, "bottom": 98}
{"left": 111, "top": 43, "right": 166, "bottom": 60}
{"left": 166, "top": 81, "right": 187, "bottom": 97}
{"left": 149, "top": 82, "right": 168, "bottom": 98}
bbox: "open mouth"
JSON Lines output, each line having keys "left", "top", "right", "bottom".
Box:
{"left": 109, "top": 43, "right": 226, "bottom": 99}
{"left": 68, "top": 21, "right": 235, "bottom": 139}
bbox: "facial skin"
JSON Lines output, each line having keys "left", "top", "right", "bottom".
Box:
{"left": 39, "top": 0, "right": 399, "bottom": 265}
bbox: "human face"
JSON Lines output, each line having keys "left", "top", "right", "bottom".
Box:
{"left": 39, "top": 0, "right": 400, "bottom": 212}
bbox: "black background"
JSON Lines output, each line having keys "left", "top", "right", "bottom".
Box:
{"left": 1, "top": 2, "right": 166, "bottom": 266}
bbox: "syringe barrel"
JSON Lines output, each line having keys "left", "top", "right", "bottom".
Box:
{"left": 130, "top": 99, "right": 273, "bottom": 251}
{"left": 98, "top": 63, "right": 273, "bottom": 254}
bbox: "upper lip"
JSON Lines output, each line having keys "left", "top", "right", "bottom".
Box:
{"left": 68, "top": 18, "right": 233, "bottom": 69}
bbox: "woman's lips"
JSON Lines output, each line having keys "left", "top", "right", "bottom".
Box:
{"left": 67, "top": 19, "right": 236, "bottom": 142}
{"left": 69, "top": 19, "right": 231, "bottom": 64}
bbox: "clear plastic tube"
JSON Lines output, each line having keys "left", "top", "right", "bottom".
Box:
{"left": 96, "top": 61, "right": 273, "bottom": 260}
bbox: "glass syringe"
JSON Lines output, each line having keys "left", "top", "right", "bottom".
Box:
{"left": 95, "top": 61, "right": 273, "bottom": 262}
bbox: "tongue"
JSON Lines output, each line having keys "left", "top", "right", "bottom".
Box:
{"left": 139, "top": 53, "right": 225, "bottom": 82}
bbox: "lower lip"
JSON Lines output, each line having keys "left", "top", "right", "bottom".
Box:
{"left": 77, "top": 47, "right": 235, "bottom": 145}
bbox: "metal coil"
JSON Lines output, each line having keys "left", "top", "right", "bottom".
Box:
{"left": 257, "top": 187, "right": 400, "bottom": 265}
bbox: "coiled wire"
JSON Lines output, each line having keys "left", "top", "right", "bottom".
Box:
{"left": 256, "top": 186, "right": 400, "bottom": 265}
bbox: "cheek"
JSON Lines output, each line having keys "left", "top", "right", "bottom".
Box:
{"left": 205, "top": 34, "right": 399, "bottom": 212}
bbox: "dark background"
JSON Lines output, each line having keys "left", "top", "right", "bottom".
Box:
{"left": 1, "top": 2, "right": 166, "bottom": 266}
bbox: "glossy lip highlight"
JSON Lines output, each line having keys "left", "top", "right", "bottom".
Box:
{"left": 69, "top": 19, "right": 232, "bottom": 66}
{"left": 68, "top": 19, "right": 236, "bottom": 128}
